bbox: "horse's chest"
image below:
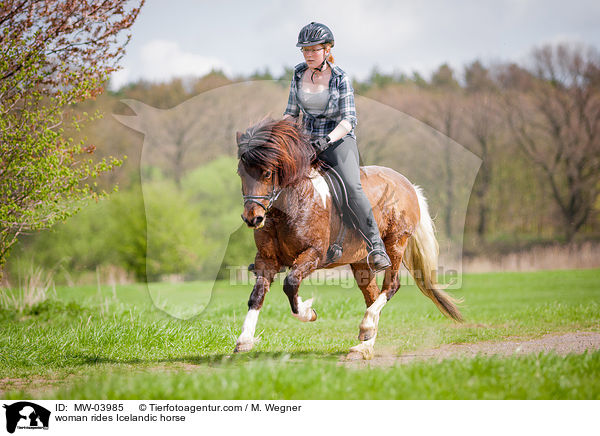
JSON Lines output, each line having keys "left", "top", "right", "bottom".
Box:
{"left": 274, "top": 224, "right": 308, "bottom": 263}
{"left": 265, "top": 177, "right": 331, "bottom": 265}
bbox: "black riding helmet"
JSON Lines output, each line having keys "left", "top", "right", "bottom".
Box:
{"left": 296, "top": 22, "right": 334, "bottom": 48}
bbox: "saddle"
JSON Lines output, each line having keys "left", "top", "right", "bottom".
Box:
{"left": 317, "top": 162, "right": 356, "bottom": 265}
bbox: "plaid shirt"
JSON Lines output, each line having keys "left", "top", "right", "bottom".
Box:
{"left": 284, "top": 60, "right": 357, "bottom": 139}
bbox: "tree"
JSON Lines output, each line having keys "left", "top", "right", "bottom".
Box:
{"left": 431, "top": 63, "right": 460, "bottom": 90}
{"left": 410, "top": 71, "right": 428, "bottom": 88}
{"left": 463, "top": 61, "right": 502, "bottom": 242}
{"left": 502, "top": 43, "right": 600, "bottom": 241}
{"left": 426, "top": 64, "right": 463, "bottom": 239}
{"left": 0, "top": 0, "right": 144, "bottom": 275}
{"left": 368, "top": 66, "right": 399, "bottom": 88}
{"left": 465, "top": 60, "right": 496, "bottom": 93}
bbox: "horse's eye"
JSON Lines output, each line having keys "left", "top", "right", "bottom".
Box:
{"left": 264, "top": 170, "right": 272, "bottom": 179}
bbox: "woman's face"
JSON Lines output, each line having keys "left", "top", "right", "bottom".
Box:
{"left": 301, "top": 44, "right": 328, "bottom": 69}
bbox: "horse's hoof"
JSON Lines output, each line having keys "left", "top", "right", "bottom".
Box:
{"left": 358, "top": 328, "right": 376, "bottom": 342}
{"left": 233, "top": 339, "right": 256, "bottom": 353}
{"left": 292, "top": 298, "right": 317, "bottom": 322}
{"left": 233, "top": 344, "right": 250, "bottom": 353}
{"left": 347, "top": 344, "right": 374, "bottom": 361}
{"left": 345, "top": 351, "right": 364, "bottom": 361}
{"left": 362, "top": 348, "right": 374, "bottom": 360}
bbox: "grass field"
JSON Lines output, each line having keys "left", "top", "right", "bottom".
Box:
{"left": 1, "top": 269, "right": 599, "bottom": 399}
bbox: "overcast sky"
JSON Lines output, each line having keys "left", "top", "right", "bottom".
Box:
{"left": 109, "top": 0, "right": 600, "bottom": 89}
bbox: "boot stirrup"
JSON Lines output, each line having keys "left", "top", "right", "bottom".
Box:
{"left": 366, "top": 248, "right": 390, "bottom": 273}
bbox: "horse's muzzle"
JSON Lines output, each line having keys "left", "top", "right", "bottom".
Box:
{"left": 241, "top": 213, "right": 265, "bottom": 228}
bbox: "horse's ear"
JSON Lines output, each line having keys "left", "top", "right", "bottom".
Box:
{"left": 236, "top": 131, "right": 243, "bottom": 144}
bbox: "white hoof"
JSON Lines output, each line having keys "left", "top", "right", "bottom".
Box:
{"left": 292, "top": 297, "right": 317, "bottom": 322}
{"left": 347, "top": 342, "right": 374, "bottom": 360}
{"left": 234, "top": 336, "right": 259, "bottom": 353}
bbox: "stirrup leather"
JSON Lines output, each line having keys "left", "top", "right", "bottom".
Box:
{"left": 319, "top": 163, "right": 352, "bottom": 266}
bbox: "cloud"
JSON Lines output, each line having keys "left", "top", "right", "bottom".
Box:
{"left": 108, "top": 1, "right": 600, "bottom": 88}
{"left": 109, "top": 67, "right": 131, "bottom": 90}
{"left": 141, "top": 39, "right": 230, "bottom": 80}
{"left": 109, "top": 39, "right": 231, "bottom": 89}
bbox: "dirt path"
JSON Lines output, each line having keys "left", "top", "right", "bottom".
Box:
{"left": 343, "top": 331, "right": 600, "bottom": 366}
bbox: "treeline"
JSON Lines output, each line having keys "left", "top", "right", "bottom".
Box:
{"left": 6, "top": 42, "right": 600, "bottom": 284}
{"left": 360, "top": 43, "right": 600, "bottom": 251}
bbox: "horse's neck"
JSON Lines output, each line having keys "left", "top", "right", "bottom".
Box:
{"left": 273, "top": 170, "right": 318, "bottom": 218}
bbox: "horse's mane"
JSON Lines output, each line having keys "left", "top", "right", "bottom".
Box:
{"left": 237, "top": 117, "right": 320, "bottom": 188}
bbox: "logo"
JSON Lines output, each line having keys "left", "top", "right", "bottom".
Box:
{"left": 3, "top": 402, "right": 50, "bottom": 433}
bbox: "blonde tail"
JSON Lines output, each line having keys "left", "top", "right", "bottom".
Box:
{"left": 403, "top": 185, "right": 463, "bottom": 322}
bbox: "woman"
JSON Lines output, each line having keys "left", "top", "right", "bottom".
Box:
{"left": 283, "top": 22, "right": 391, "bottom": 273}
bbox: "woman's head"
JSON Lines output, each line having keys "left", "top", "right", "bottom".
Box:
{"left": 300, "top": 44, "right": 334, "bottom": 69}
{"left": 297, "top": 22, "right": 335, "bottom": 68}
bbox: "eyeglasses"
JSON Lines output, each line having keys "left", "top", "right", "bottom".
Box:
{"left": 300, "top": 47, "right": 325, "bottom": 54}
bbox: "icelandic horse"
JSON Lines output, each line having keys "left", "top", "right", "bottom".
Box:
{"left": 235, "top": 118, "right": 462, "bottom": 359}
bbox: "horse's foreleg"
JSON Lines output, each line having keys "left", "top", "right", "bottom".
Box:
{"left": 234, "top": 258, "right": 279, "bottom": 353}
{"left": 284, "top": 248, "right": 320, "bottom": 322}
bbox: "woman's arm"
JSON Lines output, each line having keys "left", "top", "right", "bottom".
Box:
{"left": 326, "top": 119, "right": 352, "bottom": 142}
{"left": 283, "top": 76, "right": 300, "bottom": 119}
{"left": 326, "top": 73, "right": 357, "bottom": 142}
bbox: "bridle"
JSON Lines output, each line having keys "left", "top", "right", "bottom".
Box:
{"left": 243, "top": 184, "right": 282, "bottom": 213}
{"left": 237, "top": 129, "right": 284, "bottom": 214}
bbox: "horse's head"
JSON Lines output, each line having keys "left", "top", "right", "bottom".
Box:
{"left": 236, "top": 153, "right": 279, "bottom": 229}
{"left": 236, "top": 117, "right": 314, "bottom": 228}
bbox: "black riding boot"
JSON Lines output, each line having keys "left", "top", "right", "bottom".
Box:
{"left": 353, "top": 201, "right": 391, "bottom": 273}
{"left": 366, "top": 236, "right": 392, "bottom": 273}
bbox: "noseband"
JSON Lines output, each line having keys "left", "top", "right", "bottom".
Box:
{"left": 243, "top": 185, "right": 282, "bottom": 213}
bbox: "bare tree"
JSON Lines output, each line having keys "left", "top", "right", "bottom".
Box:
{"left": 424, "top": 64, "right": 463, "bottom": 240}
{"left": 502, "top": 43, "right": 600, "bottom": 241}
{"left": 463, "top": 61, "right": 502, "bottom": 242}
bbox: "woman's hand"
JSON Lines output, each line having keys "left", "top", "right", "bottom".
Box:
{"left": 311, "top": 136, "right": 330, "bottom": 154}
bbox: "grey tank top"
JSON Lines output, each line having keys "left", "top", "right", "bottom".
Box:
{"left": 298, "top": 85, "right": 329, "bottom": 116}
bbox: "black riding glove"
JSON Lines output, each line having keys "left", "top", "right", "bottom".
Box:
{"left": 311, "top": 135, "right": 331, "bottom": 155}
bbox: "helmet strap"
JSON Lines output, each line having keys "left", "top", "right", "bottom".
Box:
{"left": 310, "top": 57, "right": 328, "bottom": 83}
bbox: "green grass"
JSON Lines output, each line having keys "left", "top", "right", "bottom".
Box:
{"left": 0, "top": 269, "right": 599, "bottom": 399}
{"left": 4, "top": 352, "right": 597, "bottom": 400}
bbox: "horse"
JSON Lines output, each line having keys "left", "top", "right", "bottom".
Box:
{"left": 234, "top": 117, "right": 463, "bottom": 359}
